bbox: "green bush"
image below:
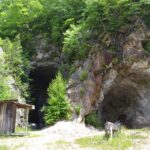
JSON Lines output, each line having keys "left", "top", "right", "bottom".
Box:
{"left": 143, "top": 41, "right": 150, "bottom": 53}
{"left": 85, "top": 110, "right": 101, "bottom": 128}
{"left": 79, "top": 70, "right": 88, "bottom": 81}
{"left": 0, "top": 80, "right": 11, "bottom": 100}
{"left": 79, "top": 87, "right": 85, "bottom": 98}
{"left": 63, "top": 24, "right": 89, "bottom": 63}
{"left": 42, "top": 73, "right": 72, "bottom": 125}
{"left": 0, "top": 46, "right": 11, "bottom": 100}
{"left": 74, "top": 103, "right": 82, "bottom": 116}
{"left": 0, "top": 36, "right": 29, "bottom": 99}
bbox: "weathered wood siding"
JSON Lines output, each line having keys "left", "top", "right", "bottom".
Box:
{"left": 0, "top": 103, "right": 16, "bottom": 134}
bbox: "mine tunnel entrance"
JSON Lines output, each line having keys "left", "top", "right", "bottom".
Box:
{"left": 100, "top": 82, "right": 139, "bottom": 128}
{"left": 29, "top": 67, "right": 56, "bottom": 129}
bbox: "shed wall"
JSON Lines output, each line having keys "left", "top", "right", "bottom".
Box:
{"left": 0, "top": 103, "right": 16, "bottom": 134}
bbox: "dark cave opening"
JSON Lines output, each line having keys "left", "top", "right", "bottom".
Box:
{"left": 29, "top": 67, "right": 56, "bottom": 129}
{"left": 100, "top": 83, "right": 140, "bottom": 128}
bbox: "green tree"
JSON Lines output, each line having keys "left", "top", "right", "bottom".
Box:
{"left": 0, "top": 0, "right": 43, "bottom": 38}
{"left": 42, "top": 73, "right": 71, "bottom": 125}
{"left": 0, "top": 78, "right": 11, "bottom": 100}
{"left": 0, "top": 47, "right": 11, "bottom": 100}
{"left": 0, "top": 36, "right": 29, "bottom": 99}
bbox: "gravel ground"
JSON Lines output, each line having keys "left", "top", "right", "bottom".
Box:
{"left": 0, "top": 121, "right": 150, "bottom": 150}
{"left": 0, "top": 121, "right": 103, "bottom": 150}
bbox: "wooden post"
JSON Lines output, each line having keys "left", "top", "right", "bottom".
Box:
{"left": 25, "top": 108, "right": 29, "bottom": 136}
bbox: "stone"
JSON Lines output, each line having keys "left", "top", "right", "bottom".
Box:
{"left": 30, "top": 34, "right": 61, "bottom": 70}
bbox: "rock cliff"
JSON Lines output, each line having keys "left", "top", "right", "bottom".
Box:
{"left": 67, "top": 19, "right": 150, "bottom": 128}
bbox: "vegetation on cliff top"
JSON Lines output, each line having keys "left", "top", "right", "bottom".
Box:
{"left": 0, "top": 0, "right": 149, "bottom": 60}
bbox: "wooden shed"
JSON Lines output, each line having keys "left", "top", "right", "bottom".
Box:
{"left": 0, "top": 99, "right": 33, "bottom": 134}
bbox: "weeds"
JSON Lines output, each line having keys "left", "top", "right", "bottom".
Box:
{"left": 76, "top": 132, "right": 132, "bottom": 150}
{"left": 0, "top": 145, "right": 9, "bottom": 150}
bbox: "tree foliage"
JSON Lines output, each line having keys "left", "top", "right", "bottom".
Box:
{"left": 0, "top": 36, "right": 29, "bottom": 99}
{"left": 0, "top": 0, "right": 149, "bottom": 62}
{"left": 42, "top": 73, "right": 71, "bottom": 125}
{"left": 0, "top": 50, "right": 11, "bottom": 100}
{"left": 63, "top": 0, "right": 150, "bottom": 63}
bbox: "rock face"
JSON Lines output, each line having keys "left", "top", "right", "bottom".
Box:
{"left": 67, "top": 53, "right": 105, "bottom": 122}
{"left": 31, "top": 35, "right": 61, "bottom": 70}
{"left": 67, "top": 20, "right": 150, "bottom": 128}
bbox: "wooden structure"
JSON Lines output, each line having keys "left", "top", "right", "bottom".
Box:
{"left": 0, "top": 99, "right": 33, "bottom": 134}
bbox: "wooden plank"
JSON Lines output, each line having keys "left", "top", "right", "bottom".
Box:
{"left": 0, "top": 104, "right": 3, "bottom": 133}
{"left": 0, "top": 103, "right": 6, "bottom": 133}
{"left": 2, "top": 104, "right": 6, "bottom": 133}
{"left": 12, "top": 104, "right": 16, "bottom": 133}
{"left": 0, "top": 100, "right": 34, "bottom": 110}
{"left": 0, "top": 104, "right": 4, "bottom": 133}
{"left": 5, "top": 103, "right": 11, "bottom": 134}
{"left": 6, "top": 103, "right": 14, "bottom": 134}
{"left": 15, "top": 103, "right": 33, "bottom": 110}
{"left": 25, "top": 108, "right": 29, "bottom": 135}
{"left": 0, "top": 99, "right": 17, "bottom": 104}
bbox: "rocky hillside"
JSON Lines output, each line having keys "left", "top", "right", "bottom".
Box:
{"left": 67, "top": 19, "right": 150, "bottom": 128}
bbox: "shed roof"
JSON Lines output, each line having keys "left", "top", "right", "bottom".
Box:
{"left": 0, "top": 99, "right": 34, "bottom": 109}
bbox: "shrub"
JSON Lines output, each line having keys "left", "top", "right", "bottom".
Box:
{"left": 0, "top": 36, "right": 29, "bottom": 99}
{"left": 0, "top": 80, "right": 11, "bottom": 100}
{"left": 74, "top": 103, "right": 82, "bottom": 116}
{"left": 63, "top": 24, "right": 90, "bottom": 63}
{"left": 42, "top": 73, "right": 71, "bottom": 125}
{"left": 85, "top": 110, "right": 101, "bottom": 128}
{"left": 143, "top": 41, "right": 150, "bottom": 53}
{"left": 0, "top": 47, "right": 11, "bottom": 100}
{"left": 79, "top": 70, "right": 88, "bottom": 81}
{"left": 79, "top": 87, "right": 85, "bottom": 98}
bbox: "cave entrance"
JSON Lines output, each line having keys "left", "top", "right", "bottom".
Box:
{"left": 29, "top": 67, "right": 56, "bottom": 129}
{"left": 101, "top": 82, "right": 139, "bottom": 128}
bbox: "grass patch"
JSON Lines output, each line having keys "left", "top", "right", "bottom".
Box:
{"left": 55, "top": 140, "right": 70, "bottom": 145}
{"left": 28, "top": 133, "right": 41, "bottom": 138}
{"left": 79, "top": 70, "right": 88, "bottom": 81}
{"left": 136, "top": 127, "right": 150, "bottom": 132}
{"left": 15, "top": 127, "right": 26, "bottom": 133}
{"left": 15, "top": 126, "right": 34, "bottom": 133}
{"left": 130, "top": 134, "right": 147, "bottom": 139}
{"left": 46, "top": 140, "right": 70, "bottom": 150}
{"left": 129, "top": 129, "right": 149, "bottom": 140}
{"left": 76, "top": 133, "right": 132, "bottom": 150}
{"left": 0, "top": 145, "right": 9, "bottom": 150}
